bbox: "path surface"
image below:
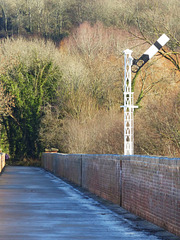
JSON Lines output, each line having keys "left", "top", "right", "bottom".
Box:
{"left": 0, "top": 166, "right": 179, "bottom": 240}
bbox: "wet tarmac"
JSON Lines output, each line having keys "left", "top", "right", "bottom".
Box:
{"left": 0, "top": 166, "right": 179, "bottom": 240}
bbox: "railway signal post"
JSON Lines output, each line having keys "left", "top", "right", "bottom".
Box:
{"left": 121, "top": 34, "right": 169, "bottom": 155}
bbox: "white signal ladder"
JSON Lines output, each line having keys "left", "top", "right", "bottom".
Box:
{"left": 121, "top": 34, "right": 169, "bottom": 155}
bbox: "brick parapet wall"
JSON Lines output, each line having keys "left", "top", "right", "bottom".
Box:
{"left": 42, "top": 153, "right": 82, "bottom": 185}
{"left": 82, "top": 154, "right": 121, "bottom": 205}
{"left": 41, "top": 153, "right": 180, "bottom": 237}
{"left": 122, "top": 155, "right": 180, "bottom": 236}
{"left": 54, "top": 153, "right": 82, "bottom": 185}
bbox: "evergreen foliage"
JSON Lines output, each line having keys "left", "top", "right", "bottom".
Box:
{"left": 1, "top": 51, "right": 61, "bottom": 161}
{"left": 0, "top": 0, "right": 179, "bottom": 160}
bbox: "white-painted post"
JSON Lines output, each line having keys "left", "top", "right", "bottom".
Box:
{"left": 121, "top": 34, "right": 169, "bottom": 155}
{"left": 121, "top": 49, "right": 137, "bottom": 155}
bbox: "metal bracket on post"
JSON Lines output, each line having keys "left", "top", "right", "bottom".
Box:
{"left": 121, "top": 49, "right": 138, "bottom": 155}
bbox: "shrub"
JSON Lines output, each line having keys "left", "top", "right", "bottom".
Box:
{"left": 0, "top": 38, "right": 63, "bottom": 161}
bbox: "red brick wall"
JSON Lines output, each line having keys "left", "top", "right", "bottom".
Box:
{"left": 82, "top": 154, "right": 121, "bottom": 205}
{"left": 42, "top": 153, "right": 82, "bottom": 186}
{"left": 41, "top": 153, "right": 180, "bottom": 237}
{"left": 42, "top": 153, "right": 54, "bottom": 172}
{"left": 53, "top": 154, "right": 82, "bottom": 185}
{"left": 122, "top": 155, "right": 180, "bottom": 236}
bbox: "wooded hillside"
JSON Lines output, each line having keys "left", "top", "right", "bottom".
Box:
{"left": 0, "top": 0, "right": 179, "bottom": 162}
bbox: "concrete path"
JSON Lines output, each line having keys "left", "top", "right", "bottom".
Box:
{"left": 0, "top": 166, "right": 179, "bottom": 240}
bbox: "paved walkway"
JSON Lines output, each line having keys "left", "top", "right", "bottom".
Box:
{"left": 0, "top": 166, "right": 179, "bottom": 240}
